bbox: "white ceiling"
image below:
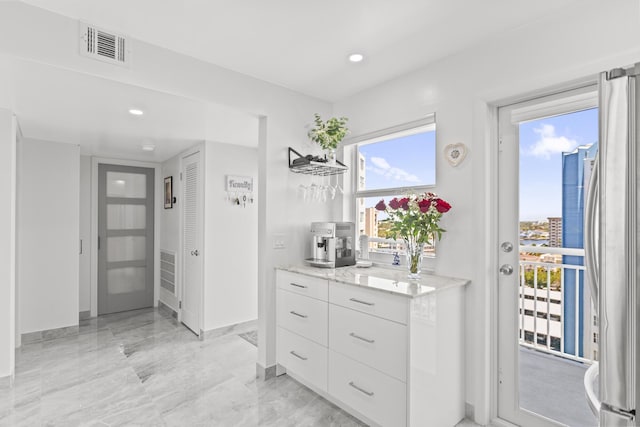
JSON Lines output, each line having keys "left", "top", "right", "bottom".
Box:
{"left": 20, "top": 0, "right": 580, "bottom": 102}
{"left": 9, "top": 0, "right": 581, "bottom": 161}
{"left": 10, "top": 58, "right": 259, "bottom": 162}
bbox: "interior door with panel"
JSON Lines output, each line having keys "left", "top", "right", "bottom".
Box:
{"left": 98, "top": 164, "right": 155, "bottom": 315}
{"left": 181, "top": 151, "right": 203, "bottom": 335}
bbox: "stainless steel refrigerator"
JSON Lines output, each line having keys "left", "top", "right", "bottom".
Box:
{"left": 583, "top": 64, "right": 639, "bottom": 426}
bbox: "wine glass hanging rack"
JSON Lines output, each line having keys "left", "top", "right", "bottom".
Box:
{"left": 288, "top": 147, "right": 348, "bottom": 176}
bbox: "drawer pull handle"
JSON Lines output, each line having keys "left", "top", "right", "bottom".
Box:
{"left": 349, "top": 332, "right": 375, "bottom": 344}
{"left": 349, "top": 298, "right": 375, "bottom": 306}
{"left": 290, "top": 310, "right": 308, "bottom": 318}
{"left": 349, "top": 381, "right": 374, "bottom": 397}
{"left": 290, "top": 283, "right": 308, "bottom": 289}
{"left": 290, "top": 350, "right": 308, "bottom": 361}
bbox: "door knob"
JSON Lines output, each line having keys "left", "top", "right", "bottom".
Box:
{"left": 499, "top": 264, "right": 514, "bottom": 275}
{"left": 501, "top": 242, "right": 514, "bottom": 253}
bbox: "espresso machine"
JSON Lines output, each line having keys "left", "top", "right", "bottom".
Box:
{"left": 306, "top": 222, "right": 355, "bottom": 268}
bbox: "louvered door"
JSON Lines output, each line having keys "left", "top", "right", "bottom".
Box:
{"left": 181, "top": 151, "right": 203, "bottom": 335}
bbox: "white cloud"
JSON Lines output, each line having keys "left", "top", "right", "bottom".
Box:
{"left": 368, "top": 156, "right": 420, "bottom": 183}
{"left": 370, "top": 157, "right": 390, "bottom": 169}
{"left": 527, "top": 124, "right": 578, "bottom": 159}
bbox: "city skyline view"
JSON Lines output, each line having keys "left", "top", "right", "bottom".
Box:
{"left": 519, "top": 108, "right": 598, "bottom": 221}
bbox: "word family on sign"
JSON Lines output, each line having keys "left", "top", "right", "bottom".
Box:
{"left": 225, "top": 175, "right": 254, "bottom": 208}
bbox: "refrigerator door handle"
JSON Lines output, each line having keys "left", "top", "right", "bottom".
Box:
{"left": 584, "top": 154, "right": 599, "bottom": 306}
{"left": 584, "top": 362, "right": 601, "bottom": 417}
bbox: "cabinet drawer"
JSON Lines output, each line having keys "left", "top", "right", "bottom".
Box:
{"left": 329, "top": 304, "right": 407, "bottom": 381}
{"left": 277, "top": 270, "right": 328, "bottom": 301}
{"left": 277, "top": 327, "right": 327, "bottom": 392}
{"left": 277, "top": 289, "right": 328, "bottom": 346}
{"left": 329, "top": 282, "right": 408, "bottom": 324}
{"left": 329, "top": 350, "right": 406, "bottom": 427}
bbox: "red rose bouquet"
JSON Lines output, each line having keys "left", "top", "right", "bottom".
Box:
{"left": 375, "top": 192, "right": 451, "bottom": 277}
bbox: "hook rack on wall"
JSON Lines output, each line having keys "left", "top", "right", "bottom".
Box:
{"left": 225, "top": 175, "right": 254, "bottom": 208}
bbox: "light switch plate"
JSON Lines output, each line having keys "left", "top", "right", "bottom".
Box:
{"left": 273, "top": 234, "right": 286, "bottom": 249}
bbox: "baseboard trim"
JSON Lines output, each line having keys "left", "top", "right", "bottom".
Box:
{"left": 79, "top": 310, "right": 91, "bottom": 320}
{"left": 157, "top": 300, "right": 178, "bottom": 319}
{"left": 465, "top": 402, "right": 475, "bottom": 421}
{"left": 202, "top": 319, "right": 257, "bottom": 340}
{"left": 256, "top": 363, "right": 277, "bottom": 381}
{"left": 22, "top": 324, "right": 79, "bottom": 344}
{"left": 0, "top": 374, "right": 13, "bottom": 388}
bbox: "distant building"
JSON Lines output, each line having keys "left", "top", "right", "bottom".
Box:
{"left": 561, "top": 142, "right": 598, "bottom": 358}
{"left": 357, "top": 152, "right": 366, "bottom": 236}
{"left": 548, "top": 217, "right": 562, "bottom": 247}
{"left": 540, "top": 253, "right": 562, "bottom": 264}
{"left": 364, "top": 208, "right": 378, "bottom": 238}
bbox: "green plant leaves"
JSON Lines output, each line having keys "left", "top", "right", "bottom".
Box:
{"left": 308, "top": 113, "right": 349, "bottom": 150}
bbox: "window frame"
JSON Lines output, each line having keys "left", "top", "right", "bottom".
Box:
{"left": 343, "top": 115, "right": 437, "bottom": 259}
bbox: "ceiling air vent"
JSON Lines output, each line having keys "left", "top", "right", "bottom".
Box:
{"left": 79, "top": 22, "right": 130, "bottom": 66}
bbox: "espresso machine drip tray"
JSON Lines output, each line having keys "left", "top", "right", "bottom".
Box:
{"left": 304, "top": 258, "right": 335, "bottom": 268}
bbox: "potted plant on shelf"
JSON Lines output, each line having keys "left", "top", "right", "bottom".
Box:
{"left": 375, "top": 193, "right": 452, "bottom": 279}
{"left": 307, "top": 113, "right": 349, "bottom": 164}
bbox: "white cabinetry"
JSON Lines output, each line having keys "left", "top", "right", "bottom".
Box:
{"left": 275, "top": 268, "right": 466, "bottom": 427}
{"left": 276, "top": 270, "right": 328, "bottom": 392}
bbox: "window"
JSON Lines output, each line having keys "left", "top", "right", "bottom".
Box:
{"left": 348, "top": 117, "right": 436, "bottom": 259}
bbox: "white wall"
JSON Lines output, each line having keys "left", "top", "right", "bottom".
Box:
{"left": 159, "top": 153, "right": 181, "bottom": 311}
{"left": 0, "top": 3, "right": 334, "bottom": 373}
{"left": 334, "top": 1, "right": 640, "bottom": 423}
{"left": 160, "top": 141, "right": 260, "bottom": 331}
{"left": 18, "top": 139, "right": 79, "bottom": 333}
{"left": 79, "top": 155, "right": 91, "bottom": 313}
{"left": 0, "top": 109, "right": 16, "bottom": 378}
{"left": 203, "top": 141, "right": 259, "bottom": 331}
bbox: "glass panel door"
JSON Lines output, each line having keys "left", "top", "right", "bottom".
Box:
{"left": 498, "top": 89, "right": 599, "bottom": 427}
{"left": 98, "top": 164, "right": 154, "bottom": 315}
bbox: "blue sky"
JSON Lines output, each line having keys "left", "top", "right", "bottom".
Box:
{"left": 519, "top": 108, "right": 598, "bottom": 221}
{"left": 356, "top": 112, "right": 598, "bottom": 221}
{"left": 359, "top": 131, "right": 436, "bottom": 204}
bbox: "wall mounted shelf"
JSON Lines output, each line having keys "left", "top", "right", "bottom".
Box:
{"left": 288, "top": 147, "right": 347, "bottom": 176}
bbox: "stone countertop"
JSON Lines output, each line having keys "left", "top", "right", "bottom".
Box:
{"left": 276, "top": 264, "right": 470, "bottom": 298}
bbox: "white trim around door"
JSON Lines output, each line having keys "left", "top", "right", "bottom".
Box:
{"left": 90, "top": 157, "right": 161, "bottom": 318}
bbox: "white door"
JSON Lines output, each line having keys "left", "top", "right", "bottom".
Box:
{"left": 497, "top": 86, "right": 599, "bottom": 427}
{"left": 181, "top": 151, "right": 203, "bottom": 335}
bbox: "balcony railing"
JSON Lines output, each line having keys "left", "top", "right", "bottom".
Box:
{"left": 364, "top": 236, "right": 435, "bottom": 256}
{"left": 518, "top": 245, "right": 595, "bottom": 364}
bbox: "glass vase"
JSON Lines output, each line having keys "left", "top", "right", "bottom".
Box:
{"left": 404, "top": 238, "right": 424, "bottom": 280}
{"left": 326, "top": 148, "right": 336, "bottom": 165}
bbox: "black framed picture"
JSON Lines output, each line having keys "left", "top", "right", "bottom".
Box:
{"left": 164, "top": 176, "right": 173, "bottom": 209}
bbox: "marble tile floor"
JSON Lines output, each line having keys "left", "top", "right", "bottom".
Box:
{"left": 0, "top": 308, "right": 479, "bottom": 426}
{"left": 238, "top": 330, "right": 258, "bottom": 348}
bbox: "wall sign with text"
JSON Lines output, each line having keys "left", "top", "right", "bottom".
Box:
{"left": 226, "top": 175, "right": 254, "bottom": 207}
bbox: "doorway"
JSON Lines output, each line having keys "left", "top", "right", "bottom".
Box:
{"left": 97, "top": 164, "right": 155, "bottom": 315}
{"left": 497, "top": 87, "right": 599, "bottom": 426}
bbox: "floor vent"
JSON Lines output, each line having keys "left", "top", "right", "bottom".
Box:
{"left": 79, "top": 22, "right": 130, "bottom": 66}
{"left": 160, "top": 250, "right": 176, "bottom": 294}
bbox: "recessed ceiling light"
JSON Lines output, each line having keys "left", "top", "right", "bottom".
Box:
{"left": 348, "top": 53, "right": 364, "bottom": 63}
{"left": 141, "top": 144, "right": 155, "bottom": 152}
{"left": 129, "top": 109, "right": 144, "bottom": 116}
